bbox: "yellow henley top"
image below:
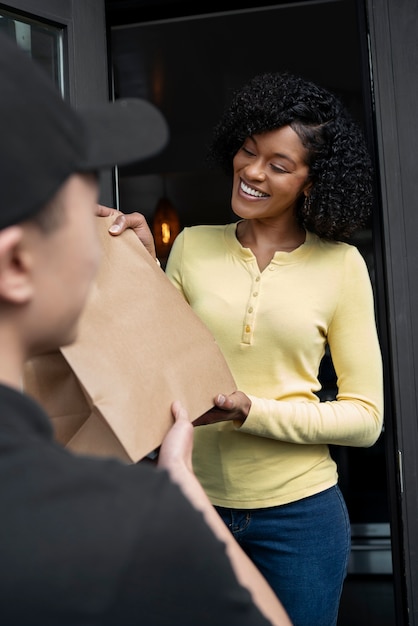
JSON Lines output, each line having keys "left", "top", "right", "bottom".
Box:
{"left": 166, "top": 223, "right": 384, "bottom": 508}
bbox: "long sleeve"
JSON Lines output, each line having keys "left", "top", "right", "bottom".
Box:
{"left": 239, "top": 247, "right": 383, "bottom": 447}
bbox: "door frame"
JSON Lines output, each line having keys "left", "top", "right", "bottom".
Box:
{"left": 366, "top": 0, "right": 418, "bottom": 623}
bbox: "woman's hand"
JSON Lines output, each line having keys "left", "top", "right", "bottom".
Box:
{"left": 96, "top": 205, "right": 157, "bottom": 259}
{"left": 193, "top": 391, "right": 251, "bottom": 426}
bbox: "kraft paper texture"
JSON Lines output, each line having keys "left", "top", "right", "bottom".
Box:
{"left": 24, "top": 216, "right": 236, "bottom": 463}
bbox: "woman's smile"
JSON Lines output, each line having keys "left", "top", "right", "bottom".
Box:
{"left": 240, "top": 179, "right": 270, "bottom": 199}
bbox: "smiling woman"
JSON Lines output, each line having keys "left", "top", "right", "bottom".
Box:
{"left": 106, "top": 69, "right": 383, "bottom": 626}
{"left": 160, "top": 71, "right": 383, "bottom": 626}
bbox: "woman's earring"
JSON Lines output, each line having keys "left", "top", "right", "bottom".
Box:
{"left": 303, "top": 195, "right": 311, "bottom": 212}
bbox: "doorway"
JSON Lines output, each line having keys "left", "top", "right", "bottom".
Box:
{"left": 106, "top": 1, "right": 396, "bottom": 623}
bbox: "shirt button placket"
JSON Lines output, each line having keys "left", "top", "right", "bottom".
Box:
{"left": 242, "top": 272, "right": 260, "bottom": 344}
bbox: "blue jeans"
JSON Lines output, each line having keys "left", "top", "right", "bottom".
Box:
{"left": 215, "top": 486, "right": 350, "bottom": 626}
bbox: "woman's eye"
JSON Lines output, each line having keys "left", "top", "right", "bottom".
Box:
{"left": 271, "top": 163, "right": 287, "bottom": 174}
{"left": 242, "top": 146, "right": 255, "bottom": 156}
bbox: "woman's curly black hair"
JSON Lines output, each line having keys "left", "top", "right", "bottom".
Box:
{"left": 209, "top": 72, "right": 373, "bottom": 240}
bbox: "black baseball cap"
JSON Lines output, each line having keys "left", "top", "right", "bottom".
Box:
{"left": 0, "top": 33, "right": 169, "bottom": 229}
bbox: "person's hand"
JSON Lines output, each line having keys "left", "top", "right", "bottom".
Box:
{"left": 193, "top": 391, "right": 251, "bottom": 426}
{"left": 158, "top": 401, "right": 194, "bottom": 474}
{"left": 96, "top": 204, "right": 157, "bottom": 259}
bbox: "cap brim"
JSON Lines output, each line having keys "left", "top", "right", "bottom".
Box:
{"left": 77, "top": 98, "right": 169, "bottom": 171}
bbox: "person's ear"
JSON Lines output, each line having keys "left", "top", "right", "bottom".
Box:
{"left": 0, "top": 226, "right": 34, "bottom": 304}
{"left": 303, "top": 181, "right": 313, "bottom": 197}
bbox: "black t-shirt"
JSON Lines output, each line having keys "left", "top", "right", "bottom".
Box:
{"left": 0, "top": 384, "right": 271, "bottom": 626}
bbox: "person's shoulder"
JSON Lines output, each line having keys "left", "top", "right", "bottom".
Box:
{"left": 312, "top": 233, "right": 364, "bottom": 262}
{"left": 1, "top": 440, "right": 272, "bottom": 626}
{"left": 179, "top": 223, "right": 231, "bottom": 252}
{"left": 183, "top": 223, "right": 229, "bottom": 238}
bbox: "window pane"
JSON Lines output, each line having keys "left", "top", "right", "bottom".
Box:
{"left": 0, "top": 10, "right": 64, "bottom": 95}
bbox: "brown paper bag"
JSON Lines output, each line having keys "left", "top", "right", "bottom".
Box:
{"left": 23, "top": 216, "right": 236, "bottom": 463}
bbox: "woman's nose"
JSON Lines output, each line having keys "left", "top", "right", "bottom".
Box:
{"left": 245, "top": 159, "right": 266, "bottom": 180}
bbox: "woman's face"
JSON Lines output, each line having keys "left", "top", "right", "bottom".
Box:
{"left": 231, "top": 125, "right": 311, "bottom": 224}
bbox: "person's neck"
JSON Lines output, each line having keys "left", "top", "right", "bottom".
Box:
{"left": 236, "top": 219, "right": 306, "bottom": 272}
{"left": 237, "top": 218, "right": 306, "bottom": 251}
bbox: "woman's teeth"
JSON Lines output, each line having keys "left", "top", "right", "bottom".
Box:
{"left": 241, "top": 180, "right": 268, "bottom": 197}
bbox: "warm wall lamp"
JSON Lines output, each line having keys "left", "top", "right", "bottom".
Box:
{"left": 152, "top": 193, "right": 181, "bottom": 266}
